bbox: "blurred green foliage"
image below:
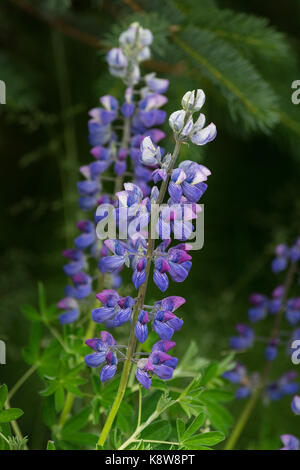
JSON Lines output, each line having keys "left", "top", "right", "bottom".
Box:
{"left": 0, "top": 0, "right": 300, "bottom": 449}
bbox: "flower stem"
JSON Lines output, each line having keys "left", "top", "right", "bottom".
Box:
{"left": 225, "top": 261, "right": 297, "bottom": 450}
{"left": 97, "top": 139, "right": 182, "bottom": 447}
{"left": 7, "top": 364, "right": 38, "bottom": 402}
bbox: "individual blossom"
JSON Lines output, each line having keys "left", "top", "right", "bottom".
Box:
{"left": 280, "top": 434, "right": 300, "bottom": 450}
{"left": 92, "top": 289, "right": 135, "bottom": 328}
{"left": 229, "top": 324, "right": 254, "bottom": 350}
{"left": 134, "top": 310, "right": 149, "bottom": 343}
{"left": 135, "top": 340, "right": 177, "bottom": 389}
{"left": 168, "top": 161, "right": 210, "bottom": 204}
{"left": 57, "top": 296, "right": 80, "bottom": 325}
{"left": 291, "top": 395, "right": 300, "bottom": 415}
{"left": 266, "top": 372, "right": 299, "bottom": 401}
{"left": 85, "top": 331, "right": 118, "bottom": 382}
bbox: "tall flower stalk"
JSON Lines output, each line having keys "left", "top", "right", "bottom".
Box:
{"left": 82, "top": 31, "right": 217, "bottom": 443}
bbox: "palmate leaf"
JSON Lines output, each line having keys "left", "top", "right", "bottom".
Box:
{"left": 173, "top": 28, "right": 280, "bottom": 134}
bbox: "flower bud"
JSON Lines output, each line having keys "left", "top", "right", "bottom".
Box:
{"left": 181, "top": 89, "right": 206, "bottom": 112}
{"left": 169, "top": 110, "right": 186, "bottom": 133}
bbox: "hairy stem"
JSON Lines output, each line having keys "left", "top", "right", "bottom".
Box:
{"left": 225, "top": 261, "right": 297, "bottom": 450}
{"left": 97, "top": 140, "right": 181, "bottom": 447}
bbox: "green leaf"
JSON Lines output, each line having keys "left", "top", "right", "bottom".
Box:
{"left": 199, "top": 363, "right": 219, "bottom": 385}
{"left": 217, "top": 353, "right": 236, "bottom": 375}
{"left": 63, "top": 432, "right": 98, "bottom": 448}
{"left": 54, "top": 386, "right": 65, "bottom": 412}
{"left": 174, "top": 29, "right": 280, "bottom": 133}
{"left": 0, "top": 385, "right": 8, "bottom": 410}
{"left": 200, "top": 389, "right": 234, "bottom": 403}
{"left": 22, "top": 322, "right": 43, "bottom": 365}
{"left": 182, "top": 413, "right": 206, "bottom": 440}
{"left": 141, "top": 420, "right": 172, "bottom": 441}
{"left": 183, "top": 431, "right": 225, "bottom": 447}
{"left": 62, "top": 407, "right": 91, "bottom": 437}
{"left": 0, "top": 408, "right": 23, "bottom": 423}
{"left": 42, "top": 396, "right": 56, "bottom": 428}
{"left": 156, "top": 393, "right": 176, "bottom": 413}
{"left": 176, "top": 418, "right": 185, "bottom": 441}
{"left": 21, "top": 304, "right": 41, "bottom": 322}
{"left": 199, "top": 399, "right": 233, "bottom": 433}
{"left": 189, "top": 7, "right": 291, "bottom": 60}
{"left": 46, "top": 440, "right": 56, "bottom": 450}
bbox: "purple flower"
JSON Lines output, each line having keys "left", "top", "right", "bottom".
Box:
{"left": 229, "top": 324, "right": 254, "bottom": 350}
{"left": 153, "top": 309, "right": 183, "bottom": 340}
{"left": 223, "top": 363, "right": 247, "bottom": 384}
{"left": 85, "top": 331, "right": 118, "bottom": 382}
{"left": 92, "top": 289, "right": 135, "bottom": 327}
{"left": 264, "top": 344, "right": 278, "bottom": 361}
{"left": 168, "top": 161, "right": 210, "bottom": 203}
{"left": 291, "top": 395, "right": 300, "bottom": 415}
{"left": 235, "top": 387, "right": 251, "bottom": 400}
{"left": 135, "top": 340, "right": 177, "bottom": 389}
{"left": 280, "top": 434, "right": 299, "bottom": 450}
{"left": 286, "top": 298, "right": 300, "bottom": 325}
{"left": 145, "top": 73, "right": 169, "bottom": 94}
{"left": 135, "top": 310, "right": 149, "bottom": 343}
{"left": 266, "top": 372, "right": 299, "bottom": 401}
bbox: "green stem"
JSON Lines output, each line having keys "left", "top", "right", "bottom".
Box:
{"left": 0, "top": 431, "right": 10, "bottom": 446}
{"left": 4, "top": 400, "right": 28, "bottom": 450}
{"left": 133, "top": 438, "right": 179, "bottom": 446}
{"left": 97, "top": 140, "right": 182, "bottom": 448}
{"left": 225, "top": 261, "right": 297, "bottom": 450}
{"left": 7, "top": 364, "right": 38, "bottom": 402}
{"left": 118, "top": 410, "right": 160, "bottom": 450}
{"left": 51, "top": 30, "right": 79, "bottom": 245}
{"left": 137, "top": 386, "right": 142, "bottom": 429}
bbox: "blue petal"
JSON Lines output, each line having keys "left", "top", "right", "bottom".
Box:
{"left": 135, "top": 322, "right": 148, "bottom": 343}
{"left": 84, "top": 352, "right": 106, "bottom": 367}
{"left": 168, "top": 261, "right": 188, "bottom": 283}
{"left": 168, "top": 181, "right": 182, "bottom": 203}
{"left": 153, "top": 364, "right": 174, "bottom": 380}
{"left": 153, "top": 320, "right": 174, "bottom": 340}
{"left": 136, "top": 369, "right": 152, "bottom": 389}
{"left": 100, "top": 365, "right": 117, "bottom": 382}
{"left": 59, "top": 309, "right": 79, "bottom": 325}
{"left": 101, "top": 255, "right": 125, "bottom": 272}
{"left": 153, "top": 270, "right": 169, "bottom": 292}
{"left": 92, "top": 307, "right": 115, "bottom": 323}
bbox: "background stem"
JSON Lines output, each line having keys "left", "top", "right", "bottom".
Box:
{"left": 225, "top": 261, "right": 297, "bottom": 450}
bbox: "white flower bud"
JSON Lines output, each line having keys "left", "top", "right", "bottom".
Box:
{"left": 181, "top": 89, "right": 206, "bottom": 112}
{"left": 140, "top": 136, "right": 161, "bottom": 166}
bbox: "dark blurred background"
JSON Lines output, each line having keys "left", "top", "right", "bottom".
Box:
{"left": 0, "top": 0, "right": 299, "bottom": 449}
